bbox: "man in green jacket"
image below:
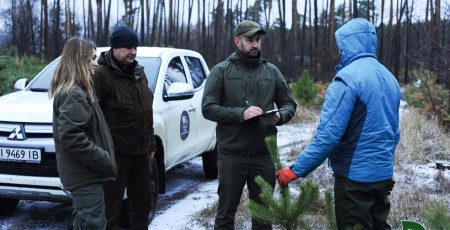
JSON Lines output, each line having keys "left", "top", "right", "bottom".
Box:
{"left": 202, "top": 20, "right": 297, "bottom": 230}
{"left": 93, "top": 26, "right": 156, "bottom": 230}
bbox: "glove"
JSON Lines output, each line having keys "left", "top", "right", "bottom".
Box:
{"left": 276, "top": 167, "right": 298, "bottom": 187}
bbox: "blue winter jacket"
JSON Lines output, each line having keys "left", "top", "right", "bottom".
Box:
{"left": 291, "top": 18, "right": 402, "bottom": 183}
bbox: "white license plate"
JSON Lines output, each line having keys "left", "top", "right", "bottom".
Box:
{"left": 0, "top": 146, "right": 42, "bottom": 163}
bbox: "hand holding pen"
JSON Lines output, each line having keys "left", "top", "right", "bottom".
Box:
{"left": 243, "top": 100, "right": 263, "bottom": 120}
{"left": 244, "top": 100, "right": 281, "bottom": 124}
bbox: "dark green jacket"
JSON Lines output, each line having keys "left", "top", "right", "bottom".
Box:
{"left": 202, "top": 51, "right": 297, "bottom": 156}
{"left": 93, "top": 50, "right": 156, "bottom": 156}
{"left": 53, "top": 86, "right": 117, "bottom": 191}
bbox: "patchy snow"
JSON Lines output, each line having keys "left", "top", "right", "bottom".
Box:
{"left": 149, "top": 122, "right": 316, "bottom": 229}
{"left": 150, "top": 178, "right": 218, "bottom": 229}
{"left": 1, "top": 110, "right": 449, "bottom": 229}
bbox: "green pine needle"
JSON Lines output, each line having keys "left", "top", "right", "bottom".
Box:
{"left": 247, "top": 135, "right": 320, "bottom": 229}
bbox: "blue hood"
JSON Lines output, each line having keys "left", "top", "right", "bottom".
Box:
{"left": 335, "top": 18, "right": 377, "bottom": 71}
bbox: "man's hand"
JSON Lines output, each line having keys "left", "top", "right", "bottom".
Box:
{"left": 149, "top": 151, "right": 155, "bottom": 160}
{"left": 276, "top": 167, "right": 298, "bottom": 187}
{"left": 243, "top": 106, "right": 263, "bottom": 120}
{"left": 260, "top": 112, "right": 281, "bottom": 125}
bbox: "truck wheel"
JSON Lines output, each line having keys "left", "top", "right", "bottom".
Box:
{"left": 119, "top": 159, "right": 159, "bottom": 228}
{"left": 202, "top": 146, "right": 218, "bottom": 179}
{"left": 0, "top": 197, "right": 19, "bottom": 216}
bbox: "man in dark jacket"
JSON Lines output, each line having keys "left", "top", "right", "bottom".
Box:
{"left": 202, "top": 20, "right": 297, "bottom": 230}
{"left": 276, "top": 18, "right": 401, "bottom": 229}
{"left": 93, "top": 26, "right": 156, "bottom": 230}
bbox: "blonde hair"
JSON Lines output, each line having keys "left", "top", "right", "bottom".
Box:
{"left": 49, "top": 37, "right": 96, "bottom": 102}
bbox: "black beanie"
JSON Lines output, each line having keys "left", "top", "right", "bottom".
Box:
{"left": 110, "top": 26, "right": 139, "bottom": 48}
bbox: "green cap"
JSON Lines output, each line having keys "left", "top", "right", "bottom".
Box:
{"left": 234, "top": 20, "right": 266, "bottom": 37}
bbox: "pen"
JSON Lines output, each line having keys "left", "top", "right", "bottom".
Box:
{"left": 245, "top": 100, "right": 253, "bottom": 107}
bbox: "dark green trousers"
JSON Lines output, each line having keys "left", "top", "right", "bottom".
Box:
{"left": 103, "top": 154, "right": 153, "bottom": 230}
{"left": 334, "top": 176, "right": 393, "bottom": 230}
{"left": 214, "top": 153, "right": 275, "bottom": 230}
{"left": 71, "top": 183, "right": 106, "bottom": 230}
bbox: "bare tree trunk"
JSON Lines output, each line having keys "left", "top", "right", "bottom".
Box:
{"left": 72, "top": 0, "right": 76, "bottom": 35}
{"left": 88, "top": 0, "right": 95, "bottom": 39}
{"left": 226, "top": 0, "right": 233, "bottom": 53}
{"left": 245, "top": 0, "right": 248, "bottom": 19}
{"left": 393, "top": 0, "right": 407, "bottom": 79}
{"left": 214, "top": 0, "right": 225, "bottom": 62}
{"left": 41, "top": 0, "right": 49, "bottom": 60}
{"left": 353, "top": 0, "right": 358, "bottom": 18}
{"left": 433, "top": 0, "right": 442, "bottom": 83}
{"left": 146, "top": 0, "right": 150, "bottom": 45}
{"left": 291, "top": 0, "right": 298, "bottom": 48}
{"left": 371, "top": 0, "right": 375, "bottom": 23}
{"left": 202, "top": 0, "right": 206, "bottom": 53}
{"left": 300, "top": 0, "right": 307, "bottom": 70}
{"left": 11, "top": 0, "right": 17, "bottom": 52}
{"left": 26, "top": 0, "right": 35, "bottom": 55}
{"left": 328, "top": 0, "right": 335, "bottom": 74}
{"left": 162, "top": 0, "right": 167, "bottom": 46}
{"left": 103, "top": 0, "right": 112, "bottom": 46}
{"left": 82, "top": 0, "right": 86, "bottom": 37}
{"left": 140, "top": 0, "right": 145, "bottom": 44}
{"left": 386, "top": 0, "right": 393, "bottom": 70}
{"left": 168, "top": 0, "right": 173, "bottom": 45}
{"left": 366, "top": 0, "right": 370, "bottom": 21}
{"left": 263, "top": 0, "right": 272, "bottom": 29}
{"left": 277, "top": 0, "right": 286, "bottom": 66}
{"left": 151, "top": 0, "right": 160, "bottom": 46}
{"left": 378, "top": 0, "right": 385, "bottom": 63}
{"left": 312, "top": 0, "right": 318, "bottom": 73}
{"left": 404, "top": 0, "right": 410, "bottom": 84}
{"left": 96, "top": 0, "right": 103, "bottom": 43}
{"left": 53, "top": 0, "right": 62, "bottom": 58}
{"left": 309, "top": 0, "right": 313, "bottom": 72}
{"left": 178, "top": 0, "right": 184, "bottom": 47}
{"left": 65, "top": 0, "right": 72, "bottom": 38}
{"left": 186, "top": 0, "right": 194, "bottom": 47}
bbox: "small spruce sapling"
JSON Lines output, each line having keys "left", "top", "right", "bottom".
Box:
{"left": 247, "top": 136, "right": 319, "bottom": 230}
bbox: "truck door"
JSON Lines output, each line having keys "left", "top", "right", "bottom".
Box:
{"left": 162, "top": 56, "right": 198, "bottom": 168}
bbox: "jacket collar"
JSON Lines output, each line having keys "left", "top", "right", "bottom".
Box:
{"left": 98, "top": 49, "right": 143, "bottom": 78}
{"left": 228, "top": 50, "right": 266, "bottom": 68}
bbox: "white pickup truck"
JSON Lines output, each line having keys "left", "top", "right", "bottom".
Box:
{"left": 0, "top": 47, "right": 217, "bottom": 225}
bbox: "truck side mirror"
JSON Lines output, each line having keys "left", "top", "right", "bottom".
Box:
{"left": 14, "top": 78, "right": 28, "bottom": 91}
{"left": 164, "top": 82, "right": 195, "bottom": 101}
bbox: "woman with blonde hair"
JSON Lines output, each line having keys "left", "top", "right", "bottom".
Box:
{"left": 50, "top": 37, "right": 117, "bottom": 230}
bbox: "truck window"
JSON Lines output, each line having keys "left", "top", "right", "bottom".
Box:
{"left": 163, "top": 57, "right": 187, "bottom": 96}
{"left": 185, "top": 56, "right": 206, "bottom": 89}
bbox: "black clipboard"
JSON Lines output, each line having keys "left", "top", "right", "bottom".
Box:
{"left": 259, "top": 108, "right": 284, "bottom": 117}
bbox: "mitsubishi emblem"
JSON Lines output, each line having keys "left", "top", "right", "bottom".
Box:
{"left": 8, "top": 124, "right": 27, "bottom": 140}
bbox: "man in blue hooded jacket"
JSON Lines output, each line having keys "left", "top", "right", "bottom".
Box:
{"left": 276, "top": 18, "right": 401, "bottom": 229}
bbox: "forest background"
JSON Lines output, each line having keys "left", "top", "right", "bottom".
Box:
{"left": 0, "top": 0, "right": 449, "bottom": 96}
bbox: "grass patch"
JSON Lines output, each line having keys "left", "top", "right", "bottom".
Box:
{"left": 396, "top": 108, "right": 450, "bottom": 164}
{"left": 191, "top": 106, "right": 450, "bottom": 229}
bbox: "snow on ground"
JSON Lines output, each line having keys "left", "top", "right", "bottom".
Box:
{"left": 150, "top": 179, "right": 218, "bottom": 229}
{"left": 149, "top": 122, "right": 317, "bottom": 229}
{"left": 1, "top": 109, "right": 448, "bottom": 229}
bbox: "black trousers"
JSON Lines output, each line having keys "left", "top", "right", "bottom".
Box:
{"left": 334, "top": 175, "right": 393, "bottom": 230}
{"left": 103, "top": 154, "right": 153, "bottom": 230}
{"left": 214, "top": 153, "right": 275, "bottom": 230}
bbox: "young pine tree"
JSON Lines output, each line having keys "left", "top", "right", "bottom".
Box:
{"left": 247, "top": 136, "right": 319, "bottom": 230}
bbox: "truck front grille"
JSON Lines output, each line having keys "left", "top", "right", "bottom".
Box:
{"left": 0, "top": 153, "right": 58, "bottom": 177}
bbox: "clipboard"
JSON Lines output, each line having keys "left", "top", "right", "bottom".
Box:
{"left": 259, "top": 108, "right": 284, "bottom": 117}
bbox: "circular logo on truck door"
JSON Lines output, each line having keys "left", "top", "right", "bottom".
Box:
{"left": 180, "top": 111, "right": 190, "bottom": 140}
